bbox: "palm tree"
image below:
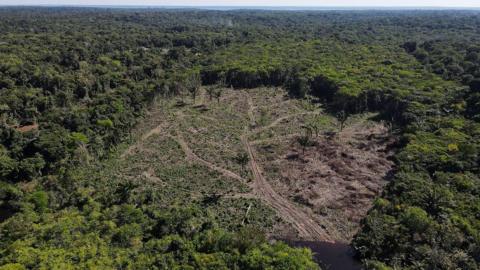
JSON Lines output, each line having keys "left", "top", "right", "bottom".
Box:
{"left": 235, "top": 152, "right": 250, "bottom": 172}
{"left": 298, "top": 135, "right": 311, "bottom": 155}
{"left": 206, "top": 87, "right": 215, "bottom": 101}
{"left": 213, "top": 73, "right": 227, "bottom": 104}
{"left": 186, "top": 73, "right": 201, "bottom": 104}
{"left": 214, "top": 88, "right": 223, "bottom": 104}
{"left": 337, "top": 110, "right": 348, "bottom": 131}
{"left": 172, "top": 81, "right": 186, "bottom": 104}
{"left": 307, "top": 122, "right": 320, "bottom": 137}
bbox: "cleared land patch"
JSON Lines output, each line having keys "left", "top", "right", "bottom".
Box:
{"left": 255, "top": 113, "right": 395, "bottom": 241}
{"left": 89, "top": 87, "right": 394, "bottom": 242}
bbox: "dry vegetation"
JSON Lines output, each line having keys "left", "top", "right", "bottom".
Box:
{"left": 255, "top": 114, "right": 396, "bottom": 241}
{"left": 96, "top": 87, "right": 395, "bottom": 242}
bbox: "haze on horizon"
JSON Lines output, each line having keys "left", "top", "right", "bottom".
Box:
{"left": 1, "top": 0, "right": 480, "bottom": 8}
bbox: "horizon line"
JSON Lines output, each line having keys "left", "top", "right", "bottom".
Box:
{"left": 1, "top": 5, "right": 480, "bottom": 9}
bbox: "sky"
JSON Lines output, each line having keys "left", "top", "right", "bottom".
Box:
{"left": 1, "top": 0, "right": 480, "bottom": 8}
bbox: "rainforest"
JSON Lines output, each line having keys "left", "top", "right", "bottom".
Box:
{"left": 0, "top": 7, "right": 479, "bottom": 270}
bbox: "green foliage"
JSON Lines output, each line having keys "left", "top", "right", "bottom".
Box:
{"left": 364, "top": 261, "right": 393, "bottom": 270}
{"left": 96, "top": 119, "right": 114, "bottom": 129}
{"left": 0, "top": 264, "right": 25, "bottom": 270}
{"left": 234, "top": 152, "right": 250, "bottom": 172}
{"left": 70, "top": 132, "right": 89, "bottom": 144}
{"left": 202, "top": 38, "right": 455, "bottom": 121}
{"left": 407, "top": 38, "right": 480, "bottom": 121}
{"left": 297, "top": 134, "right": 313, "bottom": 155}
{"left": 28, "top": 191, "right": 49, "bottom": 212}
{"left": 400, "top": 207, "right": 432, "bottom": 232}
{"left": 0, "top": 182, "right": 22, "bottom": 209}
{"left": 0, "top": 148, "right": 16, "bottom": 179}
{"left": 1, "top": 7, "right": 480, "bottom": 270}
{"left": 18, "top": 153, "right": 45, "bottom": 180}
{"left": 0, "top": 203, "right": 319, "bottom": 269}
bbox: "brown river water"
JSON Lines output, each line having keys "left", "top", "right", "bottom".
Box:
{"left": 285, "top": 240, "right": 363, "bottom": 270}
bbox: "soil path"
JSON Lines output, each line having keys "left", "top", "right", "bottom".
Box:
{"left": 242, "top": 90, "right": 333, "bottom": 242}
{"left": 251, "top": 111, "right": 321, "bottom": 135}
{"left": 123, "top": 89, "right": 338, "bottom": 242}
{"left": 245, "top": 91, "right": 256, "bottom": 127}
{"left": 120, "top": 122, "right": 167, "bottom": 159}
{"left": 241, "top": 133, "right": 332, "bottom": 241}
{"left": 174, "top": 130, "right": 246, "bottom": 183}
{"left": 142, "top": 167, "right": 165, "bottom": 185}
{"left": 250, "top": 133, "right": 300, "bottom": 145}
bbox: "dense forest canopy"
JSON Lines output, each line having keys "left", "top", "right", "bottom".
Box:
{"left": 0, "top": 7, "right": 479, "bottom": 269}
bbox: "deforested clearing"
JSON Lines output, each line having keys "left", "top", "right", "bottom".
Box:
{"left": 102, "top": 87, "right": 396, "bottom": 243}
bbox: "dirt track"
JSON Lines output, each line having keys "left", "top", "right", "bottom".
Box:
{"left": 174, "top": 130, "right": 246, "bottom": 183}
{"left": 241, "top": 133, "right": 332, "bottom": 241}
{"left": 246, "top": 92, "right": 256, "bottom": 127}
{"left": 166, "top": 90, "right": 334, "bottom": 241}
{"left": 251, "top": 111, "right": 322, "bottom": 136}
{"left": 242, "top": 91, "right": 333, "bottom": 242}
{"left": 123, "top": 88, "right": 391, "bottom": 242}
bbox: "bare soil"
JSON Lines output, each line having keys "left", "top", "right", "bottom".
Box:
{"left": 242, "top": 90, "right": 333, "bottom": 241}
{"left": 256, "top": 118, "right": 395, "bottom": 241}
{"left": 112, "top": 87, "right": 395, "bottom": 243}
